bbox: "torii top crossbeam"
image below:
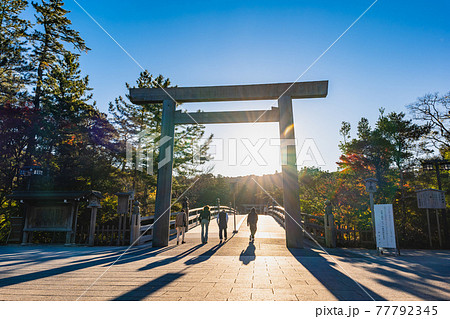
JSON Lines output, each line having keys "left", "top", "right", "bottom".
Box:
{"left": 129, "top": 80, "right": 328, "bottom": 104}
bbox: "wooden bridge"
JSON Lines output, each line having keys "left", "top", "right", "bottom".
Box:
{"left": 137, "top": 205, "right": 237, "bottom": 245}
{"left": 79, "top": 202, "right": 374, "bottom": 248}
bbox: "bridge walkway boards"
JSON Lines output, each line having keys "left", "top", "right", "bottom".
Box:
{"left": 0, "top": 215, "right": 448, "bottom": 301}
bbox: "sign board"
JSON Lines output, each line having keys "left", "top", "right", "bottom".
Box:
{"left": 416, "top": 189, "right": 446, "bottom": 209}
{"left": 25, "top": 206, "right": 72, "bottom": 230}
{"left": 364, "top": 178, "right": 377, "bottom": 193}
{"left": 374, "top": 204, "right": 397, "bottom": 249}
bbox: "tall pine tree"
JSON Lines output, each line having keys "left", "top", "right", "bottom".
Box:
{"left": 31, "top": 0, "right": 89, "bottom": 110}
{"left": 26, "top": 0, "right": 89, "bottom": 164}
{"left": 39, "top": 52, "right": 120, "bottom": 191}
{"left": 0, "top": 0, "right": 31, "bottom": 104}
{"left": 109, "top": 71, "right": 212, "bottom": 213}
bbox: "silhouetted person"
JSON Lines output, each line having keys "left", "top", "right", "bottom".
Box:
{"left": 175, "top": 209, "right": 187, "bottom": 245}
{"left": 217, "top": 209, "right": 228, "bottom": 243}
{"left": 200, "top": 205, "right": 211, "bottom": 244}
{"left": 247, "top": 207, "right": 258, "bottom": 242}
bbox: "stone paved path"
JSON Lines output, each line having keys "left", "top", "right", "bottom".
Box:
{"left": 0, "top": 214, "right": 449, "bottom": 301}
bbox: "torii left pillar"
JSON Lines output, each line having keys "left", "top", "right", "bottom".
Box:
{"left": 152, "top": 99, "right": 176, "bottom": 247}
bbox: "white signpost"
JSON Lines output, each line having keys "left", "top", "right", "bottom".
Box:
{"left": 374, "top": 204, "right": 398, "bottom": 255}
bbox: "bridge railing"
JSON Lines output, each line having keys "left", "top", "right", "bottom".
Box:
{"left": 137, "top": 205, "right": 237, "bottom": 245}
{"left": 267, "top": 206, "right": 286, "bottom": 226}
{"left": 267, "top": 206, "right": 325, "bottom": 243}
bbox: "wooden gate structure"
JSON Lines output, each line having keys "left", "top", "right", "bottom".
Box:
{"left": 129, "top": 81, "right": 328, "bottom": 248}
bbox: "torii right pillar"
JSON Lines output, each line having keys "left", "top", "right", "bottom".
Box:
{"left": 278, "top": 95, "right": 304, "bottom": 248}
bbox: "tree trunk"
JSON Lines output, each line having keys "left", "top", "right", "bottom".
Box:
{"left": 399, "top": 168, "right": 407, "bottom": 240}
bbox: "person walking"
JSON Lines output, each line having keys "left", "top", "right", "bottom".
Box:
{"left": 175, "top": 209, "right": 187, "bottom": 245}
{"left": 200, "top": 205, "right": 211, "bottom": 244}
{"left": 217, "top": 209, "right": 228, "bottom": 243}
{"left": 247, "top": 207, "right": 258, "bottom": 242}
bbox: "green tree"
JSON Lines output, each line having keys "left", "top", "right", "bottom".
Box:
{"left": 0, "top": 105, "right": 35, "bottom": 201}
{"left": 0, "top": 0, "right": 31, "bottom": 104}
{"left": 31, "top": 0, "right": 88, "bottom": 110}
{"left": 25, "top": 0, "right": 89, "bottom": 163}
{"left": 407, "top": 92, "right": 450, "bottom": 152}
{"left": 339, "top": 116, "right": 392, "bottom": 189}
{"left": 377, "top": 110, "right": 430, "bottom": 237}
{"left": 338, "top": 109, "right": 433, "bottom": 246}
{"left": 109, "top": 70, "right": 212, "bottom": 214}
{"left": 38, "top": 52, "right": 120, "bottom": 192}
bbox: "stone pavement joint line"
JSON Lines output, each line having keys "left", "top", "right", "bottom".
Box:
{"left": 0, "top": 215, "right": 449, "bottom": 301}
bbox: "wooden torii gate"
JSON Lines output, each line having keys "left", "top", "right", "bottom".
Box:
{"left": 129, "top": 80, "right": 328, "bottom": 248}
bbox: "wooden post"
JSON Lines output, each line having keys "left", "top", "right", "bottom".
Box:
{"left": 123, "top": 198, "right": 131, "bottom": 244}
{"left": 216, "top": 198, "right": 220, "bottom": 218}
{"left": 426, "top": 208, "right": 432, "bottom": 248}
{"left": 436, "top": 209, "right": 442, "bottom": 248}
{"left": 21, "top": 206, "right": 29, "bottom": 245}
{"left": 65, "top": 204, "right": 75, "bottom": 245}
{"left": 88, "top": 207, "right": 97, "bottom": 246}
{"left": 72, "top": 204, "right": 79, "bottom": 244}
{"left": 117, "top": 214, "right": 122, "bottom": 246}
{"left": 369, "top": 192, "right": 376, "bottom": 242}
{"left": 231, "top": 201, "right": 237, "bottom": 233}
{"left": 130, "top": 214, "right": 136, "bottom": 244}
{"left": 278, "top": 95, "right": 303, "bottom": 248}
{"left": 183, "top": 198, "right": 189, "bottom": 233}
{"left": 153, "top": 99, "right": 176, "bottom": 247}
{"left": 130, "top": 202, "right": 140, "bottom": 245}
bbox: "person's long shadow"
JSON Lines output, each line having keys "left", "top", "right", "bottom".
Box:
{"left": 113, "top": 272, "right": 185, "bottom": 301}
{"left": 0, "top": 246, "right": 128, "bottom": 269}
{"left": 239, "top": 242, "right": 256, "bottom": 265}
{"left": 184, "top": 244, "right": 222, "bottom": 265}
{"left": 117, "top": 243, "right": 225, "bottom": 300}
{"left": 139, "top": 244, "right": 203, "bottom": 271}
{"left": 0, "top": 244, "right": 177, "bottom": 288}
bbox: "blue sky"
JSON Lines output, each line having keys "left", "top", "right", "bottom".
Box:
{"left": 37, "top": 0, "right": 450, "bottom": 176}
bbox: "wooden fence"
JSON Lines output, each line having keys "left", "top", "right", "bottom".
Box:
{"left": 76, "top": 224, "right": 129, "bottom": 246}
{"left": 75, "top": 204, "right": 374, "bottom": 247}
{"left": 75, "top": 205, "right": 236, "bottom": 246}
{"left": 267, "top": 206, "right": 375, "bottom": 247}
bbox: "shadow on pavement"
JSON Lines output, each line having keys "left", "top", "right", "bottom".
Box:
{"left": 290, "top": 252, "right": 385, "bottom": 301}
{"left": 0, "top": 244, "right": 176, "bottom": 288}
{"left": 117, "top": 243, "right": 225, "bottom": 301}
{"left": 239, "top": 242, "right": 256, "bottom": 265}
{"left": 358, "top": 255, "right": 450, "bottom": 300}
{"left": 184, "top": 244, "right": 222, "bottom": 265}
{"left": 139, "top": 245, "right": 203, "bottom": 271}
{"left": 112, "top": 273, "right": 185, "bottom": 301}
{"left": 292, "top": 241, "right": 450, "bottom": 300}
{"left": 287, "top": 238, "right": 386, "bottom": 301}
